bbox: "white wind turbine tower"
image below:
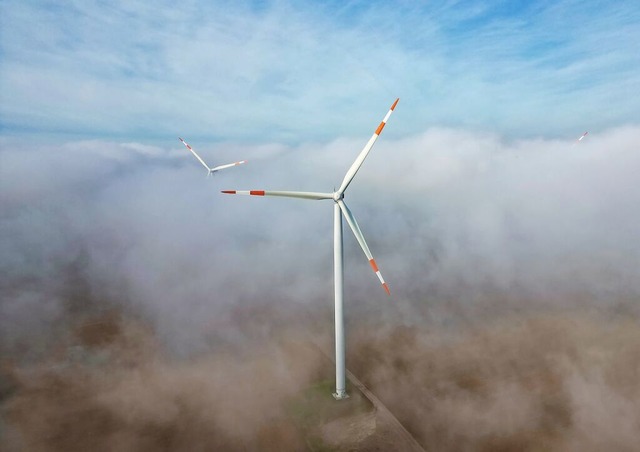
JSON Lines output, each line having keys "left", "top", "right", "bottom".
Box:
{"left": 222, "top": 98, "right": 399, "bottom": 399}
{"left": 179, "top": 137, "right": 247, "bottom": 175}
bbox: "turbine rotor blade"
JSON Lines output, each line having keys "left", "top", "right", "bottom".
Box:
{"left": 221, "top": 190, "right": 333, "bottom": 200}
{"left": 211, "top": 160, "right": 248, "bottom": 172}
{"left": 337, "top": 98, "right": 399, "bottom": 195}
{"left": 179, "top": 137, "right": 212, "bottom": 173}
{"left": 337, "top": 200, "right": 390, "bottom": 295}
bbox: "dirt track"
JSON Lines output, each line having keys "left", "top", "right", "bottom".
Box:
{"left": 311, "top": 342, "right": 425, "bottom": 451}
{"left": 345, "top": 368, "right": 425, "bottom": 452}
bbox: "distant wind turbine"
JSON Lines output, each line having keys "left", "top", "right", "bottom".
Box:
{"left": 179, "top": 137, "right": 247, "bottom": 176}
{"left": 222, "top": 98, "right": 399, "bottom": 399}
{"left": 574, "top": 131, "right": 588, "bottom": 145}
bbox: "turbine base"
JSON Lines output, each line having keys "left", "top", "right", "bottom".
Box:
{"left": 332, "top": 391, "right": 350, "bottom": 401}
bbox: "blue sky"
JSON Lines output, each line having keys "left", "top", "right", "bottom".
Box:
{"left": 1, "top": 0, "right": 639, "bottom": 144}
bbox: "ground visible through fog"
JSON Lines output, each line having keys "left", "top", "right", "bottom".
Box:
{"left": 3, "top": 301, "right": 640, "bottom": 451}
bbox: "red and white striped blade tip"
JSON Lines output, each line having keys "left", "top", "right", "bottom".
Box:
{"left": 369, "top": 259, "right": 391, "bottom": 296}
{"left": 374, "top": 98, "right": 400, "bottom": 135}
{"left": 220, "top": 190, "right": 265, "bottom": 195}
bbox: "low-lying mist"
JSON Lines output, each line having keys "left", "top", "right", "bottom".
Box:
{"left": 351, "top": 313, "right": 640, "bottom": 451}
{"left": 2, "top": 306, "right": 325, "bottom": 451}
{"left": 2, "top": 126, "right": 640, "bottom": 450}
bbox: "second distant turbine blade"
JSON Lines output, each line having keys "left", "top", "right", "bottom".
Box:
{"left": 179, "top": 137, "right": 212, "bottom": 172}
{"left": 211, "top": 160, "right": 248, "bottom": 172}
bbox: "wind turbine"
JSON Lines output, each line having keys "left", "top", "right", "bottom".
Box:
{"left": 179, "top": 137, "right": 247, "bottom": 176}
{"left": 222, "top": 98, "right": 399, "bottom": 399}
{"left": 575, "top": 131, "right": 589, "bottom": 144}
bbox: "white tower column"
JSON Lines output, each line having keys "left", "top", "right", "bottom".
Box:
{"left": 333, "top": 201, "right": 348, "bottom": 400}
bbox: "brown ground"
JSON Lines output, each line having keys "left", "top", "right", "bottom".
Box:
{"left": 4, "top": 308, "right": 640, "bottom": 451}
{"left": 1, "top": 311, "right": 423, "bottom": 452}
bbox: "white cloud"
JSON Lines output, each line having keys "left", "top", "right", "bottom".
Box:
{"left": 2, "top": 125, "right": 640, "bottom": 351}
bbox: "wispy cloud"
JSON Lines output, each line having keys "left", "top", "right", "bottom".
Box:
{"left": 1, "top": 0, "right": 638, "bottom": 143}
